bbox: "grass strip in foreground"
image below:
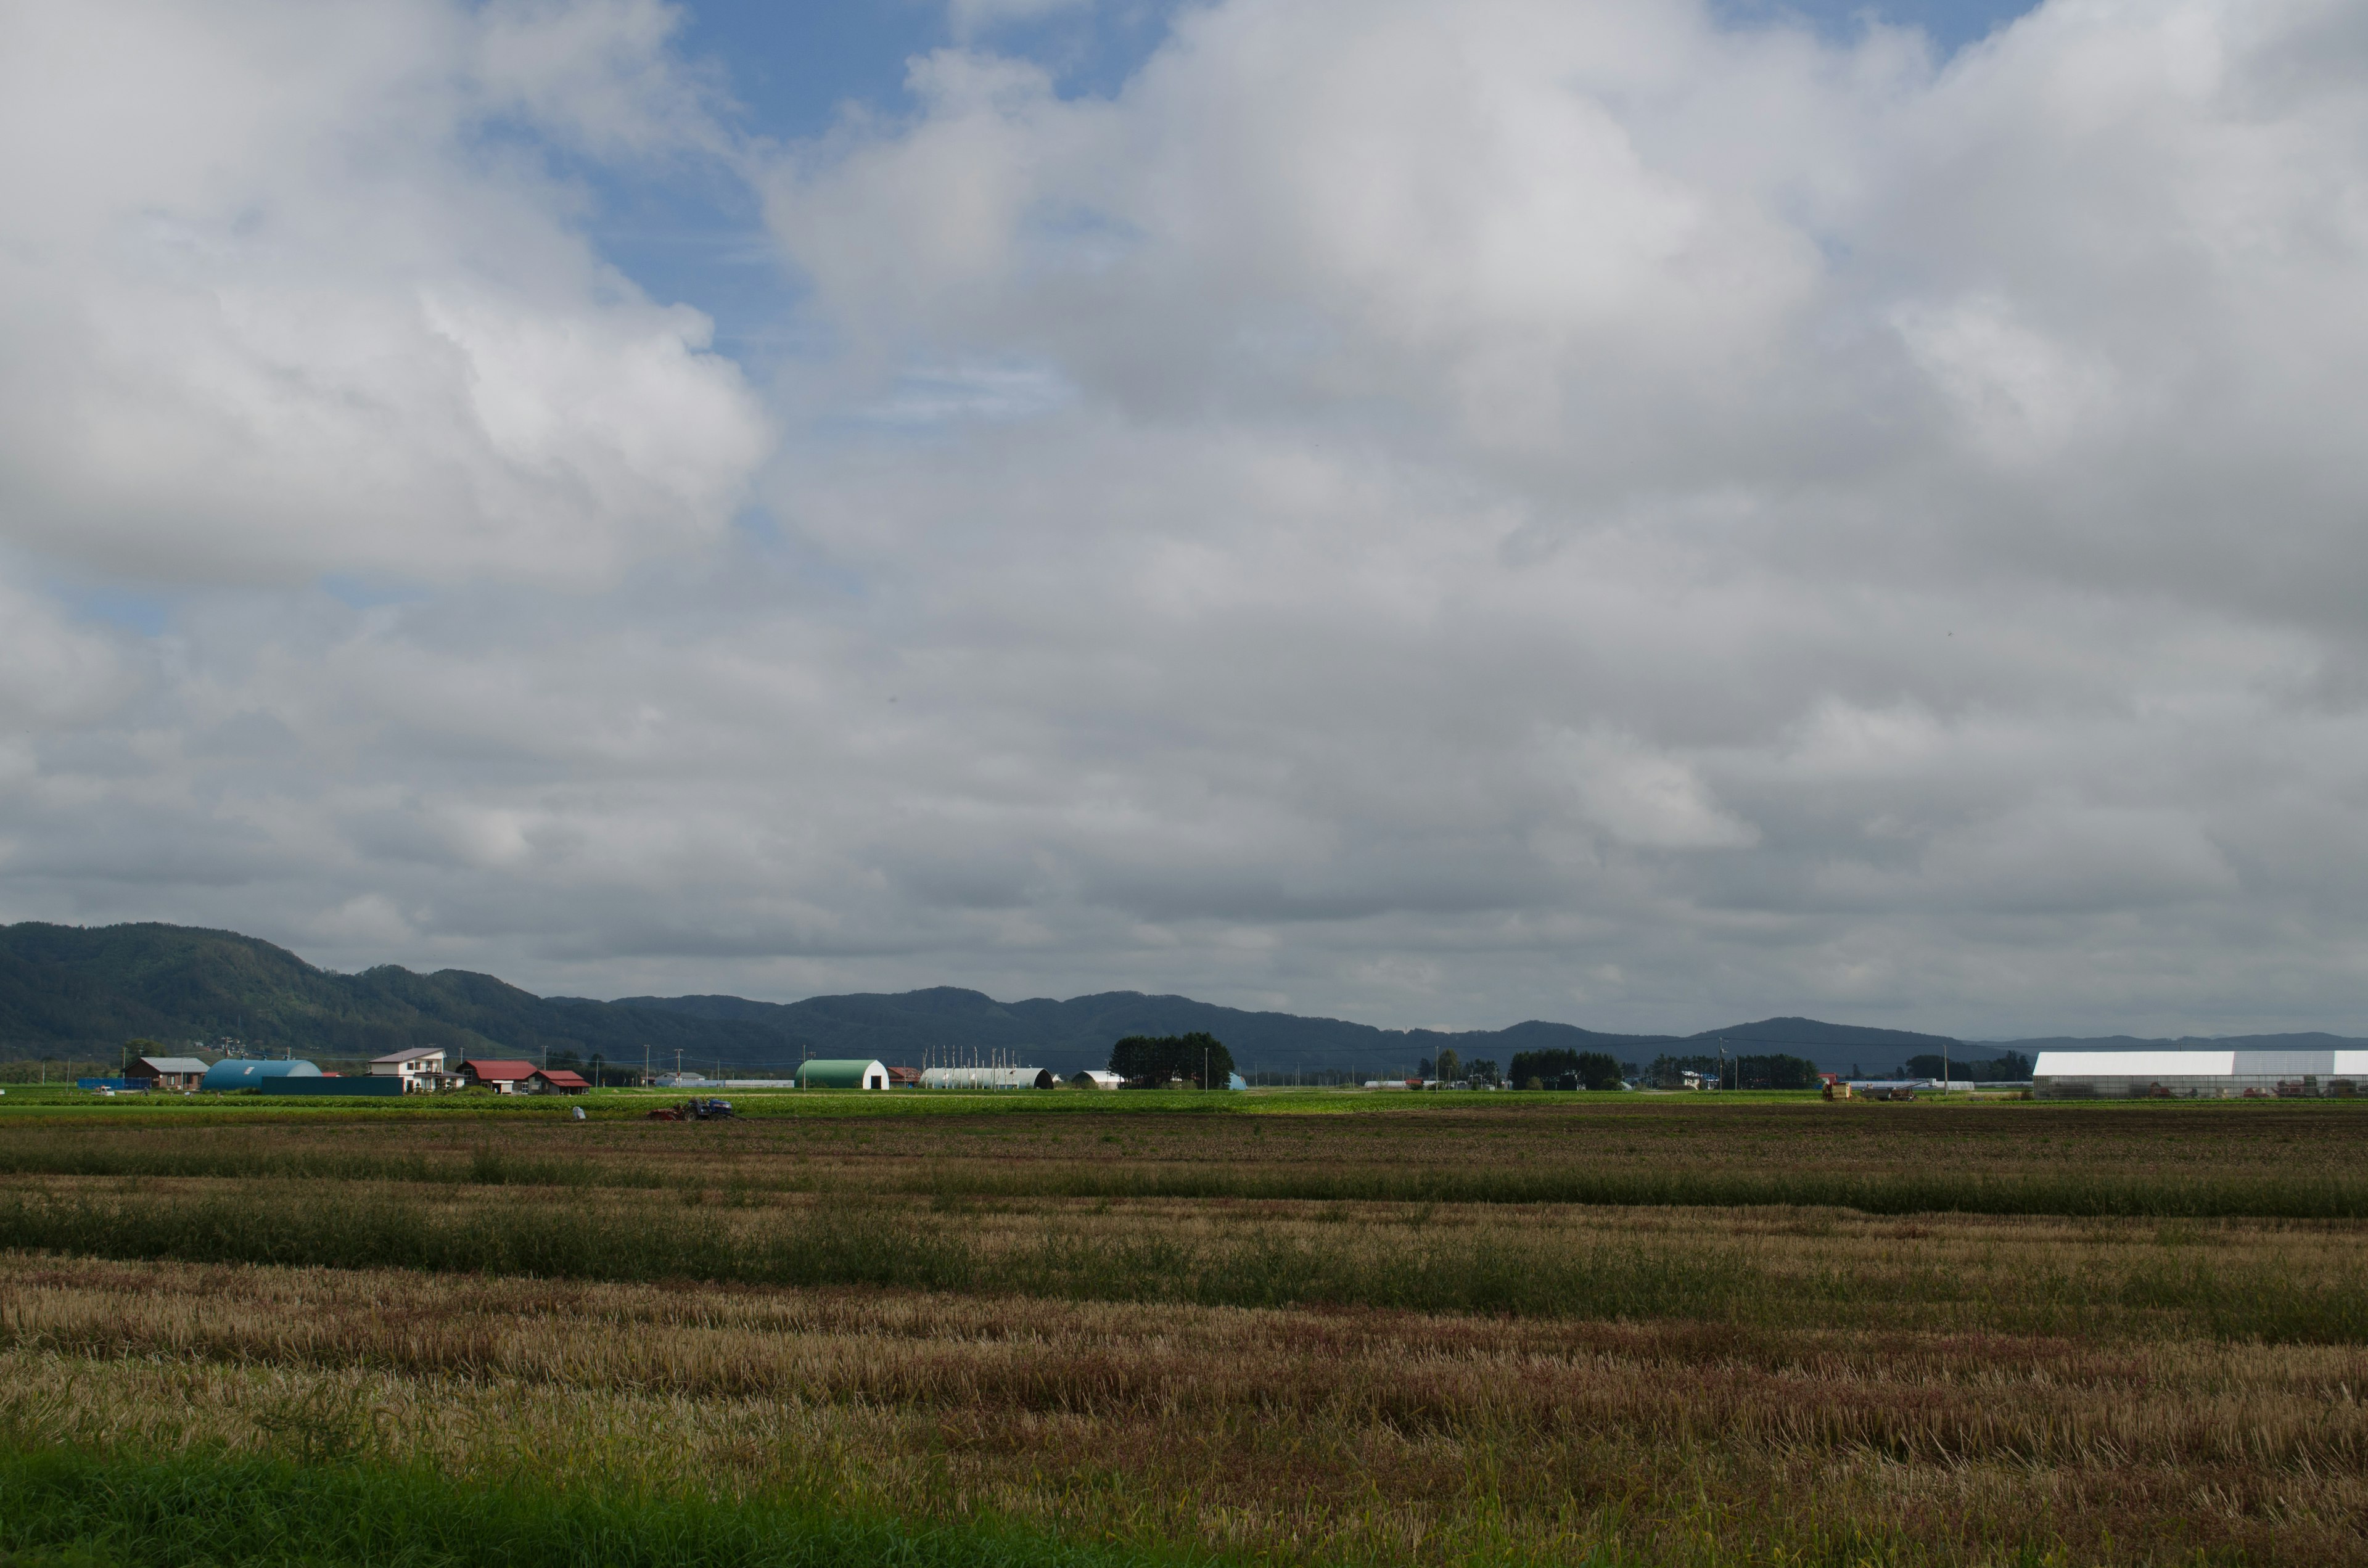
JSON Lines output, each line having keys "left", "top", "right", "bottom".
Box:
{"left": 0, "top": 1447, "right": 1236, "bottom": 1568}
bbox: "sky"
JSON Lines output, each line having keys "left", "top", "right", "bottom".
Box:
{"left": 4, "top": 0, "right": 2367, "bottom": 1040}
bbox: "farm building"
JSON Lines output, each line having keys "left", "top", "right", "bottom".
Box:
{"left": 527, "top": 1068, "right": 590, "bottom": 1094}
{"left": 199, "top": 1059, "right": 324, "bottom": 1091}
{"left": 126, "top": 1056, "right": 209, "bottom": 1091}
{"left": 371, "top": 1046, "right": 448, "bottom": 1091}
{"left": 1071, "top": 1069, "right": 1124, "bottom": 1090}
{"left": 886, "top": 1065, "right": 922, "bottom": 1087}
{"left": 919, "top": 1065, "right": 1055, "bottom": 1090}
{"left": 458, "top": 1059, "right": 537, "bottom": 1093}
{"left": 795, "top": 1059, "right": 891, "bottom": 1090}
{"left": 2033, "top": 1049, "right": 2368, "bottom": 1099}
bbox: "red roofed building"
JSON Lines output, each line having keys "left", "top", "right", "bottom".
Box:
{"left": 459, "top": 1059, "right": 536, "bottom": 1094}
{"left": 528, "top": 1068, "right": 590, "bottom": 1094}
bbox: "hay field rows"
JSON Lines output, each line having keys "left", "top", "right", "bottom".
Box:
{"left": 1, "top": 1094, "right": 2364, "bottom": 1565}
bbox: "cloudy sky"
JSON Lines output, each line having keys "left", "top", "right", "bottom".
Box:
{"left": 3, "top": 0, "right": 2365, "bottom": 1038}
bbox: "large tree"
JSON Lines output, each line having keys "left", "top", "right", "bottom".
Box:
{"left": 1109, "top": 1032, "right": 1235, "bottom": 1088}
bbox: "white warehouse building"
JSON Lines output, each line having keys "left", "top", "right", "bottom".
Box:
{"left": 2033, "top": 1049, "right": 2368, "bottom": 1099}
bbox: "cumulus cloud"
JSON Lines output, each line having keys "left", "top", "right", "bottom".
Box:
{"left": 6, "top": 0, "right": 2368, "bottom": 1040}
{"left": 0, "top": 0, "right": 768, "bottom": 589}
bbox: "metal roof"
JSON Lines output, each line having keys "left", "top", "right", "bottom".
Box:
{"left": 371, "top": 1046, "right": 446, "bottom": 1064}
{"left": 460, "top": 1059, "right": 537, "bottom": 1081}
{"left": 794, "top": 1058, "right": 890, "bottom": 1088}
{"left": 919, "top": 1065, "right": 1055, "bottom": 1090}
{"left": 134, "top": 1056, "right": 210, "bottom": 1075}
{"left": 200, "top": 1059, "right": 324, "bottom": 1090}
{"left": 2034, "top": 1049, "right": 2368, "bottom": 1078}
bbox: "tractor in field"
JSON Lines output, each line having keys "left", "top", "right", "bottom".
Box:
{"left": 644, "top": 1098, "right": 736, "bottom": 1122}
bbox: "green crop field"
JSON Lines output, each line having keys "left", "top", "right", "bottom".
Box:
{"left": 1, "top": 1089, "right": 2362, "bottom": 1565}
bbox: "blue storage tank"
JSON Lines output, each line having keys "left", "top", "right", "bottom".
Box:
{"left": 200, "top": 1059, "right": 324, "bottom": 1092}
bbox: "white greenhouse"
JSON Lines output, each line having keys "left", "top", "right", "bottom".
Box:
{"left": 918, "top": 1065, "right": 1056, "bottom": 1090}
{"left": 2032, "top": 1049, "right": 2368, "bottom": 1099}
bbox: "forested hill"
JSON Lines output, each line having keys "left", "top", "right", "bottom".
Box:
{"left": 0, "top": 922, "right": 787, "bottom": 1069}
{"left": 7, "top": 918, "right": 2282, "bottom": 1077}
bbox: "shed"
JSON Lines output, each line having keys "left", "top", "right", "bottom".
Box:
{"left": 528, "top": 1068, "right": 590, "bottom": 1094}
{"left": 128, "top": 1056, "right": 210, "bottom": 1091}
{"left": 1071, "top": 1069, "right": 1124, "bottom": 1090}
{"left": 918, "top": 1065, "right": 1054, "bottom": 1090}
{"left": 459, "top": 1059, "right": 537, "bottom": 1094}
{"left": 200, "top": 1059, "right": 324, "bottom": 1092}
{"left": 795, "top": 1059, "right": 892, "bottom": 1090}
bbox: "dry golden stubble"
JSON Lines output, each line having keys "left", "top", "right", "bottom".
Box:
{"left": 1, "top": 1254, "right": 2365, "bottom": 1565}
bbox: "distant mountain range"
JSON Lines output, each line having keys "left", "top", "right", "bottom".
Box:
{"left": 1, "top": 921, "right": 2354, "bottom": 1075}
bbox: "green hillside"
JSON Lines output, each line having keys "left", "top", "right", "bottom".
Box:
{"left": 0, "top": 922, "right": 782, "bottom": 1069}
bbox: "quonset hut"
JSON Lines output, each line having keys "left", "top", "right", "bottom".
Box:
{"left": 918, "top": 1065, "right": 1055, "bottom": 1090}
{"left": 200, "top": 1059, "right": 323, "bottom": 1091}
{"left": 2033, "top": 1049, "right": 2368, "bottom": 1099}
{"left": 794, "top": 1059, "right": 892, "bottom": 1090}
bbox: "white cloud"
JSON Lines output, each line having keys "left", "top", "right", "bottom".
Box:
{"left": 0, "top": 0, "right": 769, "bottom": 589}
{"left": 1540, "top": 728, "right": 1759, "bottom": 851}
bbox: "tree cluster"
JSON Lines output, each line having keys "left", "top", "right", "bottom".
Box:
{"left": 1507, "top": 1048, "right": 1626, "bottom": 1090}
{"left": 1109, "top": 1032, "right": 1235, "bottom": 1088}
{"left": 1900, "top": 1051, "right": 2031, "bottom": 1082}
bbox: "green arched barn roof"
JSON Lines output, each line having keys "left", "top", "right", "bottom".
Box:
{"left": 793, "top": 1059, "right": 891, "bottom": 1089}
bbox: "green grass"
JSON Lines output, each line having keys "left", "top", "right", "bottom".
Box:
{"left": 0, "top": 1447, "right": 1234, "bottom": 1568}
{"left": 0, "top": 1436, "right": 1719, "bottom": 1568}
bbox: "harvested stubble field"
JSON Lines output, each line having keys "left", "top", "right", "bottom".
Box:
{"left": 1, "top": 1094, "right": 2365, "bottom": 1566}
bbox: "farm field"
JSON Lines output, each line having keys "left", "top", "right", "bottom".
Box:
{"left": 1, "top": 1093, "right": 2364, "bottom": 1565}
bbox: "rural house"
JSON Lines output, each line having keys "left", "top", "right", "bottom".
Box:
{"left": 126, "top": 1056, "right": 209, "bottom": 1091}
{"left": 371, "top": 1046, "right": 449, "bottom": 1092}
{"left": 458, "top": 1059, "right": 536, "bottom": 1094}
{"left": 526, "top": 1067, "right": 590, "bottom": 1094}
